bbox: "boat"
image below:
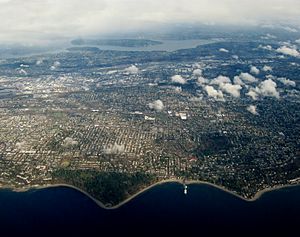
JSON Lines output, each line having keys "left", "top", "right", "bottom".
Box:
{"left": 184, "top": 184, "right": 188, "bottom": 195}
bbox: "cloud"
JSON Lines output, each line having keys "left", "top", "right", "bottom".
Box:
{"left": 62, "top": 137, "right": 78, "bottom": 147}
{"left": 246, "top": 90, "right": 259, "bottom": 100}
{"left": 53, "top": 61, "right": 61, "bottom": 67}
{"left": 193, "top": 69, "right": 203, "bottom": 76}
{"left": 247, "top": 105, "right": 258, "bottom": 115}
{"left": 258, "top": 79, "right": 280, "bottom": 98}
{"left": 210, "top": 75, "right": 231, "bottom": 86}
{"left": 36, "top": 60, "right": 43, "bottom": 65}
{"left": 148, "top": 99, "right": 165, "bottom": 112}
{"left": 262, "top": 65, "right": 272, "bottom": 72}
{"left": 261, "top": 33, "right": 277, "bottom": 40}
{"left": 197, "top": 76, "right": 209, "bottom": 85}
{"left": 219, "top": 48, "right": 229, "bottom": 53}
{"left": 233, "top": 76, "right": 245, "bottom": 86}
{"left": 208, "top": 75, "right": 242, "bottom": 98}
{"left": 276, "top": 46, "right": 300, "bottom": 57}
{"left": 250, "top": 66, "right": 260, "bottom": 75}
{"left": 171, "top": 75, "right": 186, "bottom": 84}
{"left": 296, "top": 39, "right": 300, "bottom": 44}
{"left": 204, "top": 85, "right": 224, "bottom": 100}
{"left": 219, "top": 83, "right": 242, "bottom": 98}
{"left": 247, "top": 79, "right": 280, "bottom": 99}
{"left": 266, "top": 74, "right": 275, "bottom": 80}
{"left": 282, "top": 26, "right": 298, "bottom": 33}
{"left": 238, "top": 72, "right": 258, "bottom": 83}
{"left": 258, "top": 45, "right": 273, "bottom": 51}
{"left": 1, "top": 0, "right": 300, "bottom": 43}
{"left": 103, "top": 143, "right": 125, "bottom": 155}
{"left": 278, "top": 77, "right": 296, "bottom": 87}
{"left": 50, "top": 61, "right": 61, "bottom": 70}
{"left": 125, "top": 65, "right": 139, "bottom": 74}
{"left": 18, "top": 68, "right": 27, "bottom": 75}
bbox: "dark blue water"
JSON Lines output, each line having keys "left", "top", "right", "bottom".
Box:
{"left": 0, "top": 183, "right": 299, "bottom": 236}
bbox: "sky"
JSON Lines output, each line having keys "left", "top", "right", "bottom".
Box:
{"left": 0, "top": 0, "right": 300, "bottom": 43}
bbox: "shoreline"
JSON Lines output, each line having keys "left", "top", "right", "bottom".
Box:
{"left": 0, "top": 180, "right": 299, "bottom": 210}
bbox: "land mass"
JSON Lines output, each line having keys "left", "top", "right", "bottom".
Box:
{"left": 52, "top": 170, "right": 158, "bottom": 207}
{"left": 1, "top": 178, "right": 300, "bottom": 209}
{"left": 0, "top": 27, "right": 299, "bottom": 208}
{"left": 71, "top": 38, "right": 163, "bottom": 48}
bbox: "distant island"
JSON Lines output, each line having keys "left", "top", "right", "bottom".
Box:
{"left": 71, "top": 38, "right": 163, "bottom": 48}
{"left": 67, "top": 47, "right": 101, "bottom": 52}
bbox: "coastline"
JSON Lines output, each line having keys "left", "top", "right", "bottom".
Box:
{"left": 0, "top": 180, "right": 299, "bottom": 210}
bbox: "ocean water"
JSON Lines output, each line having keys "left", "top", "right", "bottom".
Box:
{"left": 0, "top": 183, "right": 299, "bottom": 236}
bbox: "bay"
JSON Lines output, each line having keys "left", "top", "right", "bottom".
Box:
{"left": 0, "top": 183, "right": 299, "bottom": 236}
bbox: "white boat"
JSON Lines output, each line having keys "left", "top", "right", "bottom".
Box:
{"left": 184, "top": 184, "right": 188, "bottom": 195}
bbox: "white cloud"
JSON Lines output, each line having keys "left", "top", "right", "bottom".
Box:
{"left": 282, "top": 26, "right": 298, "bottom": 33}
{"left": 54, "top": 61, "right": 61, "bottom": 67}
{"left": 18, "top": 68, "right": 27, "bottom": 75}
{"left": 193, "top": 69, "right": 203, "bottom": 76}
{"left": 125, "top": 65, "right": 139, "bottom": 74}
{"left": 103, "top": 143, "right": 125, "bottom": 155}
{"left": 197, "top": 76, "right": 209, "bottom": 85}
{"left": 258, "top": 45, "right": 273, "bottom": 51}
{"left": 219, "top": 83, "right": 242, "bottom": 98}
{"left": 261, "top": 33, "right": 277, "bottom": 40}
{"left": 296, "top": 39, "right": 300, "bottom": 44}
{"left": 233, "top": 76, "right": 245, "bottom": 86}
{"left": 36, "top": 60, "right": 43, "bottom": 65}
{"left": 204, "top": 85, "right": 224, "bottom": 101}
{"left": 258, "top": 79, "right": 280, "bottom": 98}
{"left": 277, "top": 78, "right": 296, "bottom": 87}
{"left": 247, "top": 105, "right": 258, "bottom": 115}
{"left": 219, "top": 48, "right": 229, "bottom": 53}
{"left": 171, "top": 75, "right": 186, "bottom": 84}
{"left": 262, "top": 65, "right": 272, "bottom": 72}
{"left": 148, "top": 99, "right": 165, "bottom": 112}
{"left": 246, "top": 90, "right": 259, "bottom": 100}
{"left": 250, "top": 66, "right": 260, "bottom": 75}
{"left": 210, "top": 75, "right": 231, "bottom": 86}
{"left": 254, "top": 79, "right": 280, "bottom": 99}
{"left": 276, "top": 46, "right": 300, "bottom": 57}
{"left": 209, "top": 75, "right": 242, "bottom": 98}
{"left": 0, "top": 0, "right": 300, "bottom": 43}
{"left": 238, "top": 73, "right": 258, "bottom": 83}
{"left": 50, "top": 61, "right": 61, "bottom": 70}
{"left": 266, "top": 74, "right": 275, "bottom": 80}
{"left": 281, "top": 41, "right": 293, "bottom": 47}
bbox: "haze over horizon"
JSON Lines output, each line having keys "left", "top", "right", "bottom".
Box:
{"left": 0, "top": 0, "right": 300, "bottom": 43}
